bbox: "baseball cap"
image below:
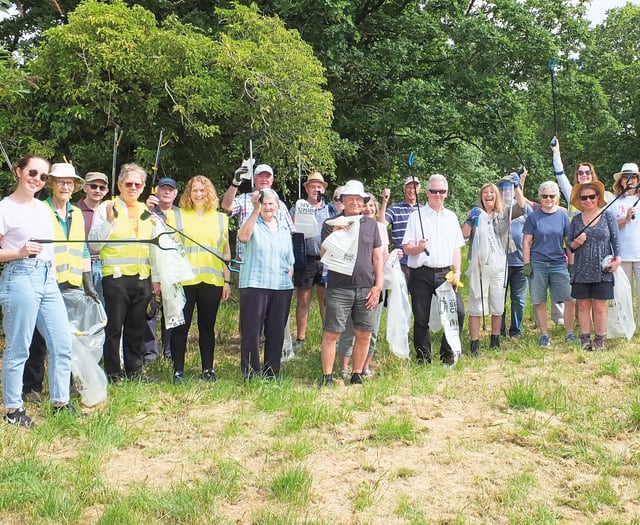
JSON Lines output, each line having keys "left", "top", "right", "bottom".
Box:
{"left": 85, "top": 172, "right": 109, "bottom": 185}
{"left": 157, "top": 177, "right": 177, "bottom": 188}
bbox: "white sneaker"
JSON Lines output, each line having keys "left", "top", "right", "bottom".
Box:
{"left": 281, "top": 348, "right": 296, "bottom": 362}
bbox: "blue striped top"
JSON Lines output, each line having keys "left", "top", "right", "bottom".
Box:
{"left": 239, "top": 216, "right": 294, "bottom": 290}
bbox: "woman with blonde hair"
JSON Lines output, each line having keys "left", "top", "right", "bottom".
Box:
{"left": 169, "top": 175, "right": 231, "bottom": 383}
{"left": 462, "top": 181, "right": 525, "bottom": 355}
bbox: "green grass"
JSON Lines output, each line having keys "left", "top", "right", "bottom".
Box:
{"left": 2, "top": 284, "right": 640, "bottom": 524}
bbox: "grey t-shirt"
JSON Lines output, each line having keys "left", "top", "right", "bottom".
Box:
{"left": 321, "top": 214, "right": 381, "bottom": 288}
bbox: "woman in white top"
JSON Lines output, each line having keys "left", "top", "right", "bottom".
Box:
{"left": 610, "top": 162, "right": 640, "bottom": 325}
{"left": 0, "top": 154, "right": 77, "bottom": 427}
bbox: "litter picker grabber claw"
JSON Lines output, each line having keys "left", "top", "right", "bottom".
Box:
{"left": 408, "top": 152, "right": 429, "bottom": 257}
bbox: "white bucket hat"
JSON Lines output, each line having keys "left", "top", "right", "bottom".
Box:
{"left": 613, "top": 162, "right": 639, "bottom": 182}
{"left": 49, "top": 163, "right": 84, "bottom": 182}
{"left": 339, "top": 180, "right": 370, "bottom": 203}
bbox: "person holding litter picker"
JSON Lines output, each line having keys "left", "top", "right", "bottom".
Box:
{"left": 462, "top": 175, "right": 526, "bottom": 356}
{"left": 567, "top": 180, "right": 620, "bottom": 351}
{"left": 0, "top": 155, "right": 78, "bottom": 427}
{"left": 402, "top": 174, "right": 465, "bottom": 366}
{"left": 551, "top": 136, "right": 613, "bottom": 217}
{"left": 609, "top": 163, "right": 640, "bottom": 326}
{"left": 89, "top": 163, "right": 160, "bottom": 384}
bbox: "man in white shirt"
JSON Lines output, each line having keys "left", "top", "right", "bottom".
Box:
{"left": 402, "top": 174, "right": 465, "bottom": 365}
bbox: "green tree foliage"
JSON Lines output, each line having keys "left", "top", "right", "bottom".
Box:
{"left": 1, "top": 0, "right": 335, "bottom": 198}
{"left": 581, "top": 4, "right": 640, "bottom": 176}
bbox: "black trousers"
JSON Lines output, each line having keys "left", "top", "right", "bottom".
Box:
{"left": 408, "top": 266, "right": 465, "bottom": 361}
{"left": 170, "top": 283, "right": 223, "bottom": 373}
{"left": 239, "top": 287, "right": 293, "bottom": 378}
{"left": 23, "top": 329, "right": 47, "bottom": 393}
{"left": 102, "top": 275, "right": 151, "bottom": 377}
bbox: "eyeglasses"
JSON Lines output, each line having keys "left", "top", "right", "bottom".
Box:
{"left": 428, "top": 189, "right": 447, "bottom": 195}
{"left": 27, "top": 169, "right": 47, "bottom": 182}
{"left": 576, "top": 169, "right": 591, "bottom": 176}
{"left": 123, "top": 181, "right": 143, "bottom": 189}
{"left": 88, "top": 183, "right": 108, "bottom": 191}
{"left": 579, "top": 193, "right": 597, "bottom": 201}
{"left": 540, "top": 194, "right": 556, "bottom": 199}
{"left": 54, "top": 180, "right": 75, "bottom": 188}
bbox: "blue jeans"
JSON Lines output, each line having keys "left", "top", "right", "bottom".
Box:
{"left": 501, "top": 265, "right": 528, "bottom": 337}
{"left": 0, "top": 259, "right": 72, "bottom": 409}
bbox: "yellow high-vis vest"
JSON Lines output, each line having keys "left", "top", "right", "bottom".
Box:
{"left": 48, "top": 202, "right": 86, "bottom": 287}
{"left": 169, "top": 208, "right": 227, "bottom": 286}
{"left": 101, "top": 200, "right": 153, "bottom": 278}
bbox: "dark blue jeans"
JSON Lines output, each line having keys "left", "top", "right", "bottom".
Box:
{"left": 501, "top": 265, "right": 528, "bottom": 337}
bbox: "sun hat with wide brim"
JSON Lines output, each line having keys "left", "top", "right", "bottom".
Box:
{"left": 570, "top": 180, "right": 606, "bottom": 211}
{"left": 339, "top": 180, "right": 370, "bottom": 203}
{"left": 303, "top": 172, "right": 328, "bottom": 189}
{"left": 48, "top": 163, "right": 84, "bottom": 191}
{"left": 613, "top": 162, "right": 639, "bottom": 183}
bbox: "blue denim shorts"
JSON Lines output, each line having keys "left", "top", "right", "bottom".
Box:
{"left": 529, "top": 262, "right": 574, "bottom": 304}
{"left": 324, "top": 287, "right": 377, "bottom": 332}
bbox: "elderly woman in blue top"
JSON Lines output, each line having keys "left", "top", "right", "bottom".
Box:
{"left": 522, "top": 181, "right": 577, "bottom": 348}
{"left": 238, "top": 188, "right": 294, "bottom": 380}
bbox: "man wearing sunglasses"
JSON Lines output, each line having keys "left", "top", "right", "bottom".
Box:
{"left": 402, "top": 174, "right": 465, "bottom": 366}
{"left": 77, "top": 171, "right": 110, "bottom": 305}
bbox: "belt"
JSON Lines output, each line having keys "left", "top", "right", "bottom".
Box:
{"left": 414, "top": 265, "right": 450, "bottom": 272}
{"left": 91, "top": 255, "right": 101, "bottom": 262}
{"left": 308, "top": 255, "right": 321, "bottom": 260}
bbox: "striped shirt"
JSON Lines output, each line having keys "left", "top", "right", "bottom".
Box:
{"left": 239, "top": 216, "right": 294, "bottom": 290}
{"left": 385, "top": 201, "right": 419, "bottom": 264}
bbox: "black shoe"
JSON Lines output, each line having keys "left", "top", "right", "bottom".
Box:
{"left": 440, "top": 352, "right": 455, "bottom": 366}
{"left": 490, "top": 335, "right": 500, "bottom": 349}
{"left": 349, "top": 372, "right": 363, "bottom": 385}
{"left": 173, "top": 371, "right": 184, "bottom": 384}
{"left": 470, "top": 340, "right": 480, "bottom": 357}
{"left": 23, "top": 391, "right": 43, "bottom": 405}
{"left": 4, "top": 408, "right": 35, "bottom": 428}
{"left": 52, "top": 403, "right": 85, "bottom": 417}
{"left": 107, "top": 373, "right": 124, "bottom": 384}
{"left": 128, "top": 372, "right": 160, "bottom": 384}
{"left": 320, "top": 374, "right": 334, "bottom": 387}
{"left": 201, "top": 369, "right": 217, "bottom": 383}
{"left": 416, "top": 347, "right": 432, "bottom": 364}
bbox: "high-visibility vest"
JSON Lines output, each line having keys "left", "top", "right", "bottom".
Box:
{"left": 169, "top": 208, "right": 227, "bottom": 286}
{"left": 101, "top": 200, "right": 153, "bottom": 278}
{"left": 48, "top": 202, "right": 86, "bottom": 287}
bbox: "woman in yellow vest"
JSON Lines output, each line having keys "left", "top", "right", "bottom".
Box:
{"left": 168, "top": 176, "right": 231, "bottom": 384}
{"left": 89, "top": 163, "right": 159, "bottom": 384}
{"left": 23, "top": 163, "right": 98, "bottom": 401}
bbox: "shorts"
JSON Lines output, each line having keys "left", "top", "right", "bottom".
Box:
{"left": 529, "top": 261, "right": 574, "bottom": 304}
{"left": 293, "top": 257, "right": 325, "bottom": 288}
{"left": 571, "top": 281, "right": 614, "bottom": 300}
{"left": 323, "top": 287, "right": 377, "bottom": 333}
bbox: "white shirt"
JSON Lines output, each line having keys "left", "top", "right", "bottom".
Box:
{"left": 611, "top": 193, "right": 640, "bottom": 261}
{"left": 402, "top": 204, "right": 464, "bottom": 268}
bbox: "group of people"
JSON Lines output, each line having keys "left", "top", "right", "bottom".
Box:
{"left": 1, "top": 139, "right": 638, "bottom": 426}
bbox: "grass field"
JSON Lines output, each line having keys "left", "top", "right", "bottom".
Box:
{"left": 1, "top": 288, "right": 640, "bottom": 524}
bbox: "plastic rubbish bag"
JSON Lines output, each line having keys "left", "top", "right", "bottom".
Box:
{"left": 150, "top": 220, "right": 195, "bottom": 329}
{"left": 61, "top": 289, "right": 108, "bottom": 407}
{"left": 434, "top": 280, "right": 462, "bottom": 365}
{"left": 607, "top": 267, "right": 636, "bottom": 340}
{"left": 384, "top": 251, "right": 410, "bottom": 358}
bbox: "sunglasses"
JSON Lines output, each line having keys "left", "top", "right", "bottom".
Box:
{"left": 579, "top": 193, "right": 597, "bottom": 201}
{"left": 27, "top": 169, "right": 48, "bottom": 182}
{"left": 428, "top": 189, "right": 447, "bottom": 195}
{"left": 576, "top": 169, "right": 591, "bottom": 176}
{"left": 540, "top": 194, "right": 557, "bottom": 199}
{"left": 88, "top": 183, "right": 108, "bottom": 191}
{"left": 123, "top": 181, "right": 143, "bottom": 189}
